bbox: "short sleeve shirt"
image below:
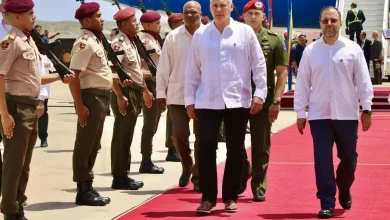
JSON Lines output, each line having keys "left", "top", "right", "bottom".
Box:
{"left": 138, "top": 31, "right": 161, "bottom": 68}
{"left": 70, "top": 29, "right": 112, "bottom": 90}
{"left": 0, "top": 27, "right": 41, "bottom": 97}
{"left": 111, "top": 31, "right": 143, "bottom": 85}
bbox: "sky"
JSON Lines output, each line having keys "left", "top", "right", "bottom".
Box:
{"left": 33, "top": 0, "right": 168, "bottom": 22}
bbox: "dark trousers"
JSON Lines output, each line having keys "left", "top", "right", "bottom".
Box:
{"left": 38, "top": 99, "right": 49, "bottom": 142}
{"left": 0, "top": 99, "right": 38, "bottom": 215}
{"left": 73, "top": 90, "right": 109, "bottom": 182}
{"left": 309, "top": 120, "right": 358, "bottom": 209}
{"left": 169, "top": 105, "right": 200, "bottom": 184}
{"left": 165, "top": 107, "right": 174, "bottom": 149}
{"left": 141, "top": 81, "right": 162, "bottom": 162}
{"left": 110, "top": 88, "right": 142, "bottom": 177}
{"left": 373, "top": 60, "right": 382, "bottom": 84}
{"left": 197, "top": 108, "right": 249, "bottom": 204}
{"left": 348, "top": 23, "right": 362, "bottom": 45}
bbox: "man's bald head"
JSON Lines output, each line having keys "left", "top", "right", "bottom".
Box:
{"left": 372, "top": 31, "right": 379, "bottom": 39}
{"left": 183, "top": 1, "right": 201, "bottom": 12}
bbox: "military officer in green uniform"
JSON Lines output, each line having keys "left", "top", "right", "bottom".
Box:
{"left": 238, "top": 0, "right": 289, "bottom": 202}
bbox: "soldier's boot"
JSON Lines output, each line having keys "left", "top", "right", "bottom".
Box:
{"left": 166, "top": 147, "right": 180, "bottom": 162}
{"left": 111, "top": 176, "right": 144, "bottom": 190}
{"left": 139, "top": 162, "right": 165, "bottom": 174}
{"left": 3, "top": 210, "right": 27, "bottom": 220}
{"left": 75, "top": 182, "right": 108, "bottom": 206}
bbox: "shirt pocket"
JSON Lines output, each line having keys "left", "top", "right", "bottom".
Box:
{"left": 22, "top": 51, "right": 36, "bottom": 71}
{"left": 331, "top": 55, "right": 354, "bottom": 79}
{"left": 125, "top": 48, "right": 138, "bottom": 67}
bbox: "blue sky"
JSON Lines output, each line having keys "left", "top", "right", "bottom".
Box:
{"left": 33, "top": 0, "right": 167, "bottom": 22}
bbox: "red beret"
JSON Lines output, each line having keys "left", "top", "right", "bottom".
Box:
{"left": 4, "top": 0, "right": 34, "bottom": 13}
{"left": 243, "top": 0, "right": 265, "bottom": 14}
{"left": 113, "top": 7, "right": 136, "bottom": 21}
{"left": 201, "top": 16, "right": 209, "bottom": 25}
{"left": 75, "top": 2, "right": 100, "bottom": 20}
{"left": 168, "top": 13, "right": 183, "bottom": 23}
{"left": 238, "top": 15, "right": 245, "bottom": 22}
{"left": 140, "top": 11, "right": 161, "bottom": 23}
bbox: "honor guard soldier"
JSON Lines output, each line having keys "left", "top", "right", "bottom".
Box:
{"left": 137, "top": 11, "right": 165, "bottom": 174}
{"left": 109, "top": 7, "right": 145, "bottom": 190}
{"left": 238, "top": 0, "right": 289, "bottom": 202}
{"left": 69, "top": 2, "right": 112, "bottom": 206}
{"left": 0, "top": 0, "right": 74, "bottom": 218}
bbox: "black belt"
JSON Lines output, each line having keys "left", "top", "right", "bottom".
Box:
{"left": 5, "top": 93, "right": 39, "bottom": 107}
{"left": 81, "top": 88, "right": 111, "bottom": 98}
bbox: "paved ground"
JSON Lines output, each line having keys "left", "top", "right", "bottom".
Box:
{"left": 4, "top": 80, "right": 389, "bottom": 220}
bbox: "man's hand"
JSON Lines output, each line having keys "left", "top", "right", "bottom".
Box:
{"left": 143, "top": 90, "right": 154, "bottom": 108}
{"left": 1, "top": 113, "right": 15, "bottom": 139}
{"left": 37, "top": 101, "right": 45, "bottom": 118}
{"left": 117, "top": 96, "right": 128, "bottom": 116}
{"left": 269, "top": 104, "right": 280, "bottom": 123}
{"left": 62, "top": 74, "right": 75, "bottom": 84}
{"left": 297, "top": 118, "right": 306, "bottom": 135}
{"left": 250, "top": 97, "right": 264, "bottom": 115}
{"left": 361, "top": 113, "right": 372, "bottom": 132}
{"left": 186, "top": 104, "right": 197, "bottom": 120}
{"left": 119, "top": 79, "right": 134, "bottom": 88}
{"left": 156, "top": 98, "right": 166, "bottom": 112}
{"left": 76, "top": 105, "right": 89, "bottom": 128}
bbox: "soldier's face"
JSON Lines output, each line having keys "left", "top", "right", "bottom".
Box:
{"left": 244, "top": 9, "right": 263, "bottom": 30}
{"left": 320, "top": 9, "right": 341, "bottom": 38}
{"left": 124, "top": 16, "right": 138, "bottom": 35}
{"left": 210, "top": 0, "right": 233, "bottom": 23}
{"left": 17, "top": 9, "right": 36, "bottom": 31}
{"left": 89, "top": 11, "right": 104, "bottom": 32}
{"left": 149, "top": 20, "right": 161, "bottom": 34}
{"left": 184, "top": 4, "right": 201, "bottom": 26}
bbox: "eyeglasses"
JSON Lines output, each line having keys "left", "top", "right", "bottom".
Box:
{"left": 321, "top": 18, "right": 338, "bottom": 24}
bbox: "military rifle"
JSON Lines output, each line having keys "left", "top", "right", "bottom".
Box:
{"left": 30, "top": 29, "right": 74, "bottom": 81}
{"left": 112, "top": 0, "right": 157, "bottom": 77}
{"left": 76, "top": 0, "right": 144, "bottom": 92}
{"left": 160, "top": 0, "right": 172, "bottom": 16}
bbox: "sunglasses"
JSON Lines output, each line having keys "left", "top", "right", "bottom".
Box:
{"left": 321, "top": 18, "right": 339, "bottom": 24}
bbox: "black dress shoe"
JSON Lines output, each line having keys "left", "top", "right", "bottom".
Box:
{"left": 253, "top": 191, "right": 266, "bottom": 202}
{"left": 193, "top": 183, "right": 200, "bottom": 192}
{"left": 166, "top": 153, "right": 181, "bottom": 162}
{"left": 112, "top": 177, "right": 143, "bottom": 190}
{"left": 339, "top": 190, "right": 352, "bottom": 210}
{"left": 139, "top": 163, "right": 165, "bottom": 174}
{"left": 179, "top": 173, "right": 190, "bottom": 187}
{"left": 317, "top": 208, "right": 334, "bottom": 219}
{"left": 40, "top": 140, "right": 48, "bottom": 148}
{"left": 91, "top": 188, "right": 111, "bottom": 204}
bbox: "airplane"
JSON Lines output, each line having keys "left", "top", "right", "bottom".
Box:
{"left": 51, "top": 0, "right": 336, "bottom": 68}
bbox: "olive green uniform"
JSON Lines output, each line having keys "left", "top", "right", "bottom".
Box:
{"left": 0, "top": 28, "right": 41, "bottom": 215}
{"left": 246, "top": 28, "right": 288, "bottom": 194}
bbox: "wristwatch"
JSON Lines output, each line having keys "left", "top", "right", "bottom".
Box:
{"left": 362, "top": 110, "right": 372, "bottom": 115}
{"left": 272, "top": 99, "right": 281, "bottom": 105}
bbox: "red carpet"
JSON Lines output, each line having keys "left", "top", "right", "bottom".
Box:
{"left": 118, "top": 112, "right": 390, "bottom": 220}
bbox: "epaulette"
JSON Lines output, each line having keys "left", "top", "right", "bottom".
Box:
{"left": 119, "top": 35, "right": 125, "bottom": 42}
{"left": 267, "top": 30, "right": 278, "bottom": 36}
{"left": 82, "top": 33, "right": 89, "bottom": 41}
{"left": 8, "top": 32, "right": 16, "bottom": 40}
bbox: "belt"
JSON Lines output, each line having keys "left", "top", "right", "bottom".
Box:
{"left": 5, "top": 93, "right": 39, "bottom": 107}
{"left": 81, "top": 88, "right": 111, "bottom": 98}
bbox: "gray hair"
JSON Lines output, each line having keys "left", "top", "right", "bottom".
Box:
{"left": 210, "top": 0, "right": 233, "bottom": 5}
{"left": 183, "top": 1, "right": 202, "bottom": 12}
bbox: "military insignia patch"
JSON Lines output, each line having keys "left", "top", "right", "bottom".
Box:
{"left": 8, "top": 32, "right": 16, "bottom": 40}
{"left": 82, "top": 33, "right": 89, "bottom": 40}
{"left": 255, "top": 2, "right": 263, "bottom": 9}
{"left": 114, "top": 45, "right": 121, "bottom": 51}
{"left": 79, "top": 43, "right": 86, "bottom": 50}
{"left": 1, "top": 41, "right": 9, "bottom": 51}
{"left": 119, "top": 35, "right": 125, "bottom": 42}
{"left": 282, "top": 41, "right": 287, "bottom": 51}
